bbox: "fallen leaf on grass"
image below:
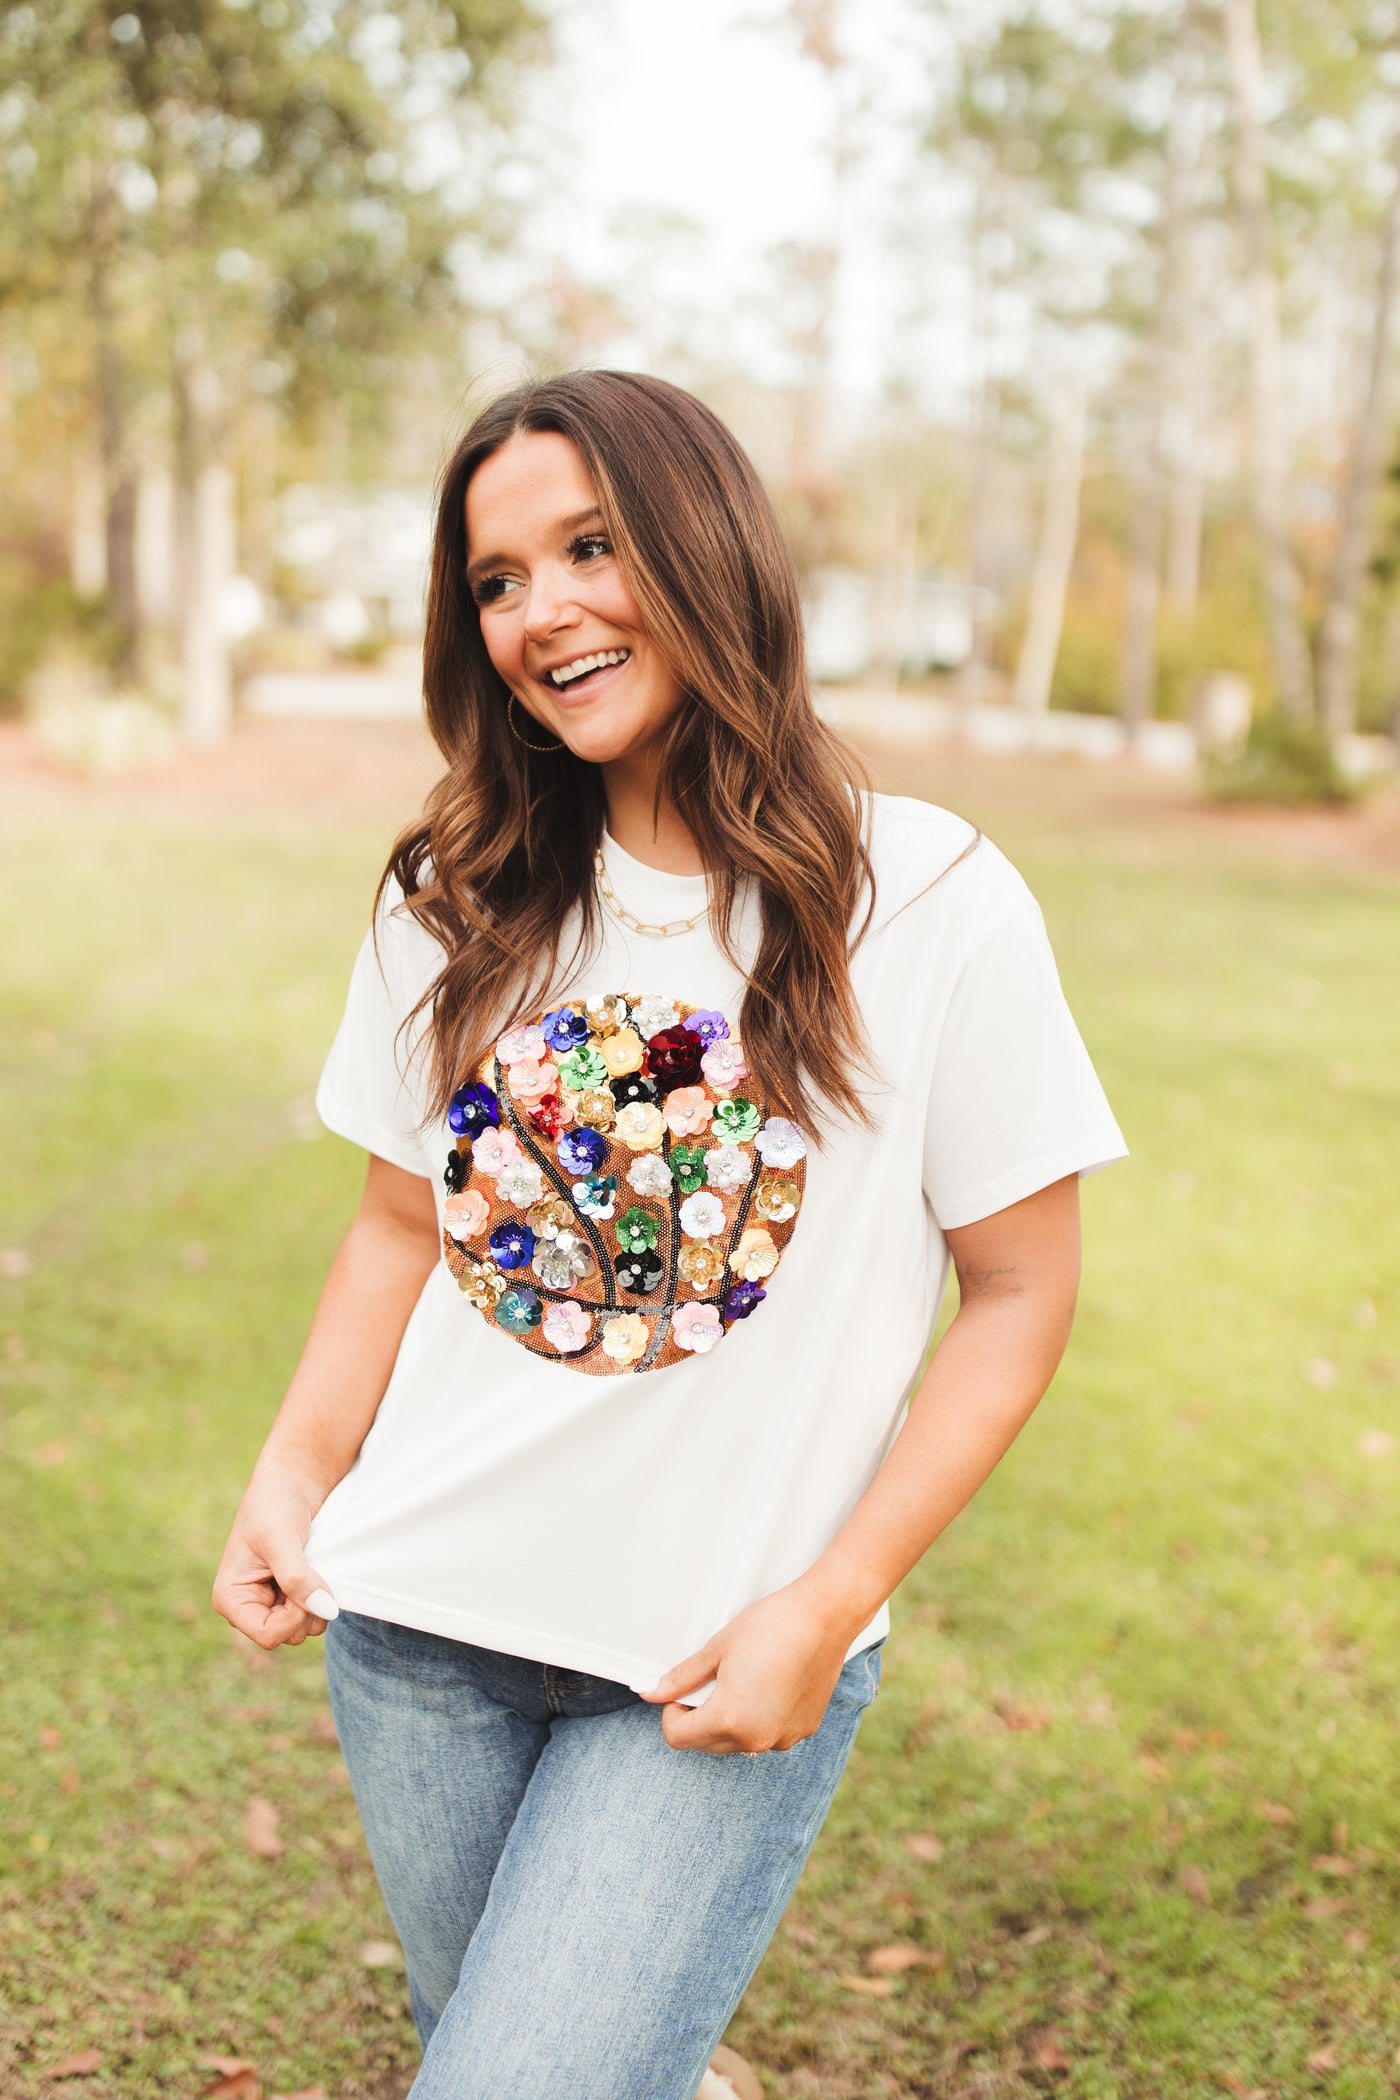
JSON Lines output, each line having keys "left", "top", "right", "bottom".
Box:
{"left": 1309, "top": 1855, "right": 1354, "bottom": 1877}
{"left": 42, "top": 2053, "right": 103, "bottom": 2079}
{"left": 1307, "top": 2046, "right": 1338, "bottom": 2073}
{"left": 205, "top": 2075, "right": 259, "bottom": 2100}
{"left": 359, "top": 1939, "right": 404, "bottom": 1969}
{"left": 243, "top": 1797, "right": 284, "bottom": 1858}
{"left": 1137, "top": 1753, "right": 1167, "bottom": 1781}
{"left": 1303, "top": 1897, "right": 1349, "bottom": 1919}
{"left": 996, "top": 1704, "right": 1053, "bottom": 1732}
{"left": 1255, "top": 1801, "right": 1296, "bottom": 1826}
{"left": 1217, "top": 2076, "right": 1267, "bottom": 2099}
{"left": 1344, "top": 1928, "right": 1369, "bottom": 1951}
{"left": 901, "top": 1831, "right": 943, "bottom": 1862}
{"left": 866, "top": 1945, "right": 947, "bottom": 1973}
{"left": 38, "top": 1726, "right": 63, "bottom": 1750}
{"left": 1180, "top": 1864, "right": 1211, "bottom": 1906}
{"left": 198, "top": 2061, "right": 257, "bottom": 2078}
{"left": 270, "top": 2089, "right": 327, "bottom": 2100}
{"left": 838, "top": 1973, "right": 895, "bottom": 1997}
{"left": 1034, "top": 2030, "right": 1072, "bottom": 2073}
{"left": 310, "top": 1711, "right": 338, "bottom": 1746}
{"left": 59, "top": 1768, "right": 80, "bottom": 1796}
{"left": 35, "top": 1441, "right": 69, "bottom": 1468}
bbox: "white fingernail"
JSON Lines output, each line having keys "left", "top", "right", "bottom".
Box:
{"left": 305, "top": 1587, "right": 339, "bottom": 1620}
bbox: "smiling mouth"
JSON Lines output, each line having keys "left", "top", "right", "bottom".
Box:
{"left": 544, "top": 648, "right": 630, "bottom": 692}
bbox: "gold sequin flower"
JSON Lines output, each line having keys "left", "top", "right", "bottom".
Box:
{"left": 677, "top": 1242, "right": 725, "bottom": 1291}
{"left": 754, "top": 1177, "right": 802, "bottom": 1224}
{"left": 527, "top": 1196, "right": 576, "bottom": 1240}
{"left": 457, "top": 1255, "right": 506, "bottom": 1310}
{"left": 573, "top": 1088, "right": 616, "bottom": 1132}
{"left": 585, "top": 992, "right": 630, "bottom": 1036}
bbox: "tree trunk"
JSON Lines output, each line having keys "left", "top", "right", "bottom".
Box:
{"left": 1223, "top": 0, "right": 1313, "bottom": 719}
{"left": 71, "top": 449, "right": 106, "bottom": 597}
{"left": 1164, "top": 443, "right": 1204, "bottom": 612}
{"left": 91, "top": 242, "right": 139, "bottom": 677}
{"left": 173, "top": 355, "right": 235, "bottom": 744}
{"left": 1122, "top": 453, "right": 1164, "bottom": 742}
{"left": 1013, "top": 368, "right": 1086, "bottom": 715}
{"left": 1316, "top": 122, "right": 1400, "bottom": 738}
{"left": 136, "top": 464, "right": 175, "bottom": 629}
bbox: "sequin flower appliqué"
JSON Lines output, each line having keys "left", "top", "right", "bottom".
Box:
{"left": 439, "top": 994, "right": 807, "bottom": 1376}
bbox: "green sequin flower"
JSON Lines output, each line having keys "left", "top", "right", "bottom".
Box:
{"left": 557, "top": 1044, "right": 609, "bottom": 1091}
{"left": 615, "top": 1205, "right": 661, "bottom": 1254}
{"left": 670, "top": 1143, "right": 707, "bottom": 1194}
{"left": 711, "top": 1097, "right": 761, "bottom": 1143}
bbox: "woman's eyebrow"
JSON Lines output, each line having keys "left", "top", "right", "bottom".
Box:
{"left": 465, "top": 506, "right": 605, "bottom": 581}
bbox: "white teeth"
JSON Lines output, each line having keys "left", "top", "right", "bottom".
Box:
{"left": 549, "top": 649, "right": 629, "bottom": 687}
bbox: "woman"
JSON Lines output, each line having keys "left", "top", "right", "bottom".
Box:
{"left": 213, "top": 370, "right": 1125, "bottom": 2099}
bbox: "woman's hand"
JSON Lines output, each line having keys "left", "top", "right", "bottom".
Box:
{"left": 641, "top": 1577, "right": 859, "bottom": 1755}
{"left": 212, "top": 1474, "right": 338, "bottom": 1651}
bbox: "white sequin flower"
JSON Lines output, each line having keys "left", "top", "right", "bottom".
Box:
{"left": 496, "top": 1159, "right": 545, "bottom": 1206}
{"left": 704, "top": 1144, "right": 749, "bottom": 1192}
{"left": 627, "top": 1154, "right": 673, "bottom": 1197}
{"left": 754, "top": 1116, "right": 806, "bottom": 1169}
{"left": 679, "top": 1191, "right": 726, "bottom": 1239}
{"left": 634, "top": 995, "right": 680, "bottom": 1038}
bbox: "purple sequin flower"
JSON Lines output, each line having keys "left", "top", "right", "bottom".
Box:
{"left": 488, "top": 1221, "right": 537, "bottom": 1270}
{"left": 558, "top": 1127, "right": 607, "bottom": 1176}
{"left": 449, "top": 1081, "right": 500, "bottom": 1139}
{"left": 723, "top": 1280, "right": 766, "bottom": 1322}
{"left": 542, "top": 1006, "right": 590, "bottom": 1054}
{"left": 683, "top": 1008, "right": 729, "bottom": 1047}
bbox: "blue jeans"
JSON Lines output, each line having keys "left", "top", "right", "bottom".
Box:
{"left": 324, "top": 1611, "right": 883, "bottom": 2099}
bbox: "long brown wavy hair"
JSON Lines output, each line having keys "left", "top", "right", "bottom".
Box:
{"left": 382, "top": 368, "right": 877, "bottom": 1137}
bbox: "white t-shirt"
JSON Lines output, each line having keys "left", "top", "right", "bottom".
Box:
{"left": 305, "top": 796, "right": 1126, "bottom": 1689}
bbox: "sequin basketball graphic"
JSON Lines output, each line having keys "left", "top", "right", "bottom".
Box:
{"left": 439, "top": 994, "right": 807, "bottom": 1375}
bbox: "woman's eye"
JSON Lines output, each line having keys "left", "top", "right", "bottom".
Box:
{"left": 570, "top": 534, "right": 611, "bottom": 563}
{"left": 471, "top": 574, "right": 513, "bottom": 606}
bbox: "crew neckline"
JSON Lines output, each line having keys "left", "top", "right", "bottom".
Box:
{"left": 599, "top": 830, "right": 710, "bottom": 910}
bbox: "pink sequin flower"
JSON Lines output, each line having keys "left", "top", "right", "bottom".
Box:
{"left": 662, "top": 1085, "right": 712, "bottom": 1137}
{"left": 497, "top": 1022, "right": 547, "bottom": 1065}
{"left": 701, "top": 1039, "right": 748, "bottom": 1091}
{"left": 444, "top": 1188, "right": 491, "bottom": 1238}
{"left": 672, "top": 1302, "right": 724, "bottom": 1355}
{"left": 472, "top": 1126, "right": 523, "bottom": 1177}
{"left": 543, "top": 1300, "right": 592, "bottom": 1354}
{"left": 508, "top": 1056, "right": 559, "bottom": 1106}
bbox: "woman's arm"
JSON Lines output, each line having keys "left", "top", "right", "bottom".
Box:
{"left": 646, "top": 1174, "right": 1082, "bottom": 1753}
{"left": 212, "top": 1153, "right": 440, "bottom": 1650}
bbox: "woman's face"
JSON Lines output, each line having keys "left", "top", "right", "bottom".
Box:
{"left": 465, "top": 431, "right": 688, "bottom": 768}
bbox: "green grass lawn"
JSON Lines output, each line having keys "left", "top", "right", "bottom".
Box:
{"left": 2, "top": 742, "right": 1398, "bottom": 2099}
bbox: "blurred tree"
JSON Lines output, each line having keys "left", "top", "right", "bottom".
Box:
{"left": 0, "top": 0, "right": 547, "bottom": 734}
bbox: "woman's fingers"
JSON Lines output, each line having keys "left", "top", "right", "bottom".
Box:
{"left": 639, "top": 1643, "right": 718, "bottom": 1705}
{"left": 212, "top": 1525, "right": 338, "bottom": 1650}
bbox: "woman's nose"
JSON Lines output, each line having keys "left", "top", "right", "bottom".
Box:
{"left": 522, "top": 566, "right": 579, "bottom": 641}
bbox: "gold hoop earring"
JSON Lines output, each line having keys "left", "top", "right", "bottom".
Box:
{"left": 507, "top": 693, "right": 566, "bottom": 754}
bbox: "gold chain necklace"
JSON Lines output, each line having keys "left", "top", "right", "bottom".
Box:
{"left": 593, "top": 849, "right": 710, "bottom": 940}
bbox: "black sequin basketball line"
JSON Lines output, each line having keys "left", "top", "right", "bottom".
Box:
{"left": 448, "top": 1055, "right": 769, "bottom": 1373}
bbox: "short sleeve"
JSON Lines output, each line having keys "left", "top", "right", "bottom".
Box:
{"left": 316, "top": 909, "right": 437, "bottom": 1181}
{"left": 922, "top": 897, "right": 1127, "bottom": 1231}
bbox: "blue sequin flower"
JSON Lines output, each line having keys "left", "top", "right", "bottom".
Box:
{"left": 495, "top": 1287, "right": 543, "bottom": 1335}
{"left": 542, "top": 1006, "right": 590, "bottom": 1054}
{"left": 558, "top": 1127, "right": 607, "bottom": 1177}
{"left": 573, "top": 1174, "right": 618, "bottom": 1219}
{"left": 488, "top": 1221, "right": 537, "bottom": 1270}
{"left": 724, "top": 1280, "right": 766, "bottom": 1321}
{"left": 448, "top": 1081, "right": 500, "bottom": 1139}
{"left": 683, "top": 1008, "right": 729, "bottom": 1047}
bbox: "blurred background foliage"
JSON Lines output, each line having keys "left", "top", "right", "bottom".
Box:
{"left": 4, "top": 0, "right": 1400, "bottom": 787}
